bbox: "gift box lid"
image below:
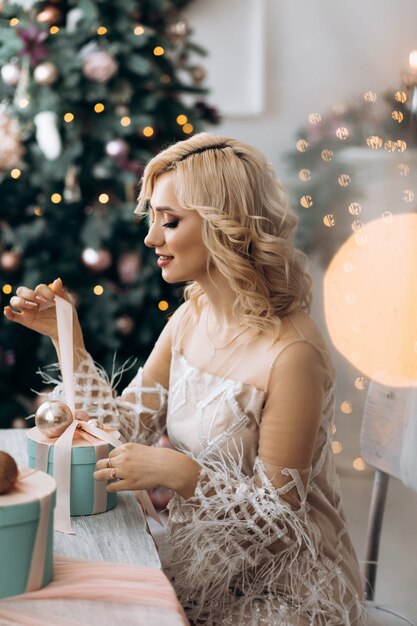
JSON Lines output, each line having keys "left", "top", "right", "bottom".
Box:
{"left": 27, "top": 426, "right": 117, "bottom": 464}
{"left": 0, "top": 470, "right": 56, "bottom": 527}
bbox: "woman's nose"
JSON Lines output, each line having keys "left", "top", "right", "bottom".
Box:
{"left": 144, "top": 220, "right": 164, "bottom": 248}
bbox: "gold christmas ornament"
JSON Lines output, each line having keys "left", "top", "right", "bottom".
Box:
{"left": 35, "top": 400, "right": 73, "bottom": 438}
{"left": 36, "top": 5, "right": 62, "bottom": 24}
{"left": 34, "top": 61, "right": 58, "bottom": 86}
{"left": 0, "top": 111, "right": 25, "bottom": 171}
{"left": 0, "top": 451, "right": 18, "bottom": 495}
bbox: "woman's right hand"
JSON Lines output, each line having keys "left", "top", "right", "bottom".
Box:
{"left": 3, "top": 278, "right": 78, "bottom": 341}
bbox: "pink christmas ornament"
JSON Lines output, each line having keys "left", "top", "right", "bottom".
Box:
{"left": 35, "top": 400, "right": 73, "bottom": 438}
{"left": 117, "top": 251, "right": 141, "bottom": 284}
{"left": 81, "top": 248, "right": 112, "bottom": 272}
{"left": 105, "top": 138, "right": 129, "bottom": 159}
{"left": 83, "top": 51, "right": 118, "bottom": 83}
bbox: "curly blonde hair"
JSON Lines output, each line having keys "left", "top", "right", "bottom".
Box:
{"left": 136, "top": 133, "right": 311, "bottom": 332}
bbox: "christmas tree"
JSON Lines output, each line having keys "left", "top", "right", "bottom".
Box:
{"left": 0, "top": 0, "right": 219, "bottom": 427}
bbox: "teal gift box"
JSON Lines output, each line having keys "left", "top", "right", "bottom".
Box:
{"left": 0, "top": 469, "right": 56, "bottom": 599}
{"left": 27, "top": 427, "right": 117, "bottom": 517}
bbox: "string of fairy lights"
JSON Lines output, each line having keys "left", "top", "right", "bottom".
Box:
{"left": 292, "top": 50, "right": 417, "bottom": 474}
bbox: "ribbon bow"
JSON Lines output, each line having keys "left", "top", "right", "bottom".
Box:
{"left": 37, "top": 295, "right": 160, "bottom": 533}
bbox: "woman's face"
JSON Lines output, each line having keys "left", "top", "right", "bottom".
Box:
{"left": 144, "top": 172, "right": 209, "bottom": 284}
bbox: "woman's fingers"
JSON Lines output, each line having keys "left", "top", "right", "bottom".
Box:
{"left": 34, "top": 283, "right": 55, "bottom": 302}
{"left": 9, "top": 295, "right": 38, "bottom": 310}
{"left": 15, "top": 286, "right": 38, "bottom": 302}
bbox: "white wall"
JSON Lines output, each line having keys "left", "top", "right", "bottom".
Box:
{"left": 188, "top": 0, "right": 417, "bottom": 174}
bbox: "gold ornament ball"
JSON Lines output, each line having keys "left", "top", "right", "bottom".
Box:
{"left": 34, "top": 62, "right": 58, "bottom": 86}
{"left": 35, "top": 400, "right": 73, "bottom": 438}
{"left": 36, "top": 6, "right": 62, "bottom": 24}
{"left": 0, "top": 451, "right": 18, "bottom": 495}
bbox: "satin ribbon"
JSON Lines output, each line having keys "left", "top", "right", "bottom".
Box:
{"left": 36, "top": 295, "right": 161, "bottom": 533}
{"left": 14, "top": 469, "right": 54, "bottom": 593}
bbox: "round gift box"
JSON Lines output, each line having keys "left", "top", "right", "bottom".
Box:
{"left": 0, "top": 470, "right": 56, "bottom": 599}
{"left": 27, "top": 428, "right": 117, "bottom": 516}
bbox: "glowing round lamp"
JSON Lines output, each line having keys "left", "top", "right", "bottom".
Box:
{"left": 324, "top": 213, "right": 417, "bottom": 386}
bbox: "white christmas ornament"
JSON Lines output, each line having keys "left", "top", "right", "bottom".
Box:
{"left": 1, "top": 63, "right": 20, "bottom": 86}
{"left": 34, "top": 111, "right": 62, "bottom": 160}
{"left": 66, "top": 7, "right": 84, "bottom": 33}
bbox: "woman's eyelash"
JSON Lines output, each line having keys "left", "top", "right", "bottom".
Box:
{"left": 163, "top": 220, "right": 179, "bottom": 229}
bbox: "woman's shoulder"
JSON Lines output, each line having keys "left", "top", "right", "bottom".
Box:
{"left": 269, "top": 309, "right": 336, "bottom": 384}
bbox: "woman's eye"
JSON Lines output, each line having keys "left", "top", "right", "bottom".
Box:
{"left": 163, "top": 220, "right": 179, "bottom": 229}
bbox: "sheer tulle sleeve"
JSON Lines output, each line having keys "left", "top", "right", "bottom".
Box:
{"left": 42, "top": 351, "right": 168, "bottom": 445}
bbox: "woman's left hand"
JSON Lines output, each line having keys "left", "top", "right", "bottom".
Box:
{"left": 94, "top": 442, "right": 201, "bottom": 498}
{"left": 94, "top": 442, "right": 167, "bottom": 493}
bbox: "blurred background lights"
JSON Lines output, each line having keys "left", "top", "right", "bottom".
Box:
{"left": 2, "top": 284, "right": 13, "bottom": 295}
{"left": 64, "top": 112, "right": 74, "bottom": 123}
{"left": 153, "top": 46, "right": 165, "bottom": 56}
{"left": 354, "top": 376, "right": 367, "bottom": 390}
{"left": 10, "top": 18, "right": 19, "bottom": 26}
{"left": 51, "top": 193, "right": 62, "bottom": 203}
{"left": 134, "top": 25, "right": 144, "bottom": 36}
{"left": 300, "top": 195, "right": 313, "bottom": 208}
{"left": 332, "top": 441, "right": 343, "bottom": 454}
{"left": 348, "top": 203, "right": 361, "bottom": 215}
{"left": 10, "top": 169, "right": 21, "bottom": 179}
{"left": 93, "top": 285, "right": 104, "bottom": 295}
{"left": 336, "top": 126, "right": 349, "bottom": 140}
{"left": 308, "top": 112, "right": 321, "bottom": 124}
{"left": 296, "top": 139, "right": 309, "bottom": 152}
{"left": 182, "top": 123, "right": 193, "bottom": 134}
{"left": 298, "top": 168, "right": 311, "bottom": 181}
{"left": 99, "top": 193, "right": 109, "bottom": 204}
{"left": 321, "top": 149, "right": 334, "bottom": 161}
{"left": 323, "top": 213, "right": 335, "bottom": 227}
{"left": 352, "top": 457, "right": 366, "bottom": 471}
{"left": 324, "top": 214, "right": 417, "bottom": 386}
{"left": 176, "top": 114, "right": 188, "bottom": 125}
{"left": 402, "top": 189, "right": 415, "bottom": 203}
{"left": 97, "top": 26, "right": 108, "bottom": 35}
{"left": 143, "top": 126, "right": 154, "bottom": 137}
{"left": 340, "top": 400, "right": 353, "bottom": 414}
{"left": 363, "top": 91, "right": 377, "bottom": 102}
{"left": 158, "top": 300, "right": 169, "bottom": 311}
{"left": 94, "top": 103, "right": 105, "bottom": 113}
{"left": 395, "top": 90, "right": 407, "bottom": 103}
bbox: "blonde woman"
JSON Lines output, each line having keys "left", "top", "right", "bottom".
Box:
{"left": 4, "top": 133, "right": 366, "bottom": 625}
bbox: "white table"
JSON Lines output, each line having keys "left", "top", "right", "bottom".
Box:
{"left": 0, "top": 429, "right": 161, "bottom": 568}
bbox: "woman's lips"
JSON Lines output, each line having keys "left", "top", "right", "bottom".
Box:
{"left": 157, "top": 255, "right": 174, "bottom": 268}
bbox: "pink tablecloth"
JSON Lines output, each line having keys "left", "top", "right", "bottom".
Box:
{"left": 0, "top": 557, "right": 189, "bottom": 626}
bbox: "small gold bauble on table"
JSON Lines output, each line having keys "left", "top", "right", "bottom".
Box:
{"left": 0, "top": 451, "right": 18, "bottom": 494}
{"left": 35, "top": 400, "right": 73, "bottom": 438}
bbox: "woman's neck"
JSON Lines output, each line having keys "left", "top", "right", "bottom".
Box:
{"left": 197, "top": 271, "right": 239, "bottom": 328}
